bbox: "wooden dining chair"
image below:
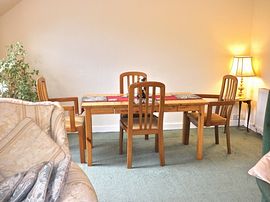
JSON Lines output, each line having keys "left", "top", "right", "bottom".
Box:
{"left": 120, "top": 71, "right": 147, "bottom": 95}
{"left": 119, "top": 81, "right": 165, "bottom": 168}
{"left": 119, "top": 71, "right": 150, "bottom": 140}
{"left": 36, "top": 76, "right": 86, "bottom": 163}
{"left": 183, "top": 75, "right": 238, "bottom": 154}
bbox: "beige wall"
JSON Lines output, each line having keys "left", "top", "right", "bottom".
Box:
{"left": 0, "top": 0, "right": 254, "bottom": 131}
{"left": 242, "top": 0, "right": 270, "bottom": 132}
{"left": 251, "top": 0, "right": 270, "bottom": 88}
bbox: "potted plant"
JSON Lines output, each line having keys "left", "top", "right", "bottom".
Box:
{"left": 0, "top": 42, "right": 39, "bottom": 101}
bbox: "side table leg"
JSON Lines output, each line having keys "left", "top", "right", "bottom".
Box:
{"left": 238, "top": 101, "right": 242, "bottom": 127}
{"left": 246, "top": 101, "right": 251, "bottom": 132}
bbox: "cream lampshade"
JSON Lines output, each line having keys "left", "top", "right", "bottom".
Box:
{"left": 231, "top": 56, "right": 255, "bottom": 99}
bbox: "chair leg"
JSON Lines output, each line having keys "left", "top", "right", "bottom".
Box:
{"left": 158, "top": 132, "right": 165, "bottom": 166}
{"left": 127, "top": 131, "right": 133, "bottom": 169}
{"left": 225, "top": 125, "right": 231, "bottom": 154}
{"left": 82, "top": 124, "right": 86, "bottom": 150}
{"left": 119, "top": 126, "right": 124, "bottom": 155}
{"left": 78, "top": 126, "right": 86, "bottom": 163}
{"left": 155, "top": 134, "right": 159, "bottom": 153}
{"left": 182, "top": 112, "right": 190, "bottom": 145}
{"left": 215, "top": 126, "right": 219, "bottom": 144}
{"left": 145, "top": 135, "right": 149, "bottom": 140}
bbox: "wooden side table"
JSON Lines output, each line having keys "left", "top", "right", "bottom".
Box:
{"left": 238, "top": 98, "right": 252, "bottom": 132}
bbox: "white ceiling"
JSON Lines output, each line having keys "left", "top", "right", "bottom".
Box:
{"left": 0, "top": 0, "right": 21, "bottom": 16}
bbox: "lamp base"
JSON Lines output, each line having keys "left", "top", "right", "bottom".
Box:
{"left": 237, "top": 77, "right": 245, "bottom": 99}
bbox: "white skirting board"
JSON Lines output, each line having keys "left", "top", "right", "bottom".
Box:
{"left": 92, "top": 120, "right": 240, "bottom": 133}
{"left": 92, "top": 122, "right": 187, "bottom": 132}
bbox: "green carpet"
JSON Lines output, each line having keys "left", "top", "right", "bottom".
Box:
{"left": 68, "top": 127, "right": 262, "bottom": 202}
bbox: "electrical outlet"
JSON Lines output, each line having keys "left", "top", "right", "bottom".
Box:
{"left": 232, "top": 115, "right": 239, "bottom": 120}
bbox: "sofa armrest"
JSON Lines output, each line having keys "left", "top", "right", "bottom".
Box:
{"left": 60, "top": 162, "right": 98, "bottom": 202}
{"left": 257, "top": 178, "right": 270, "bottom": 202}
{"left": 50, "top": 102, "right": 69, "bottom": 152}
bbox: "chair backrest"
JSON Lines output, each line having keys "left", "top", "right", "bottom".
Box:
{"left": 216, "top": 75, "right": 238, "bottom": 118}
{"left": 128, "top": 81, "right": 165, "bottom": 132}
{"left": 36, "top": 76, "right": 77, "bottom": 131}
{"left": 36, "top": 77, "right": 49, "bottom": 101}
{"left": 120, "top": 71, "right": 147, "bottom": 94}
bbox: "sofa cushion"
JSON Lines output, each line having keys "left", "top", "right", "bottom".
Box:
{"left": 249, "top": 150, "right": 270, "bottom": 184}
{"left": 0, "top": 117, "right": 65, "bottom": 178}
{"left": 0, "top": 172, "right": 24, "bottom": 201}
{"left": 24, "top": 162, "right": 54, "bottom": 202}
{"left": 46, "top": 155, "right": 71, "bottom": 202}
{"left": 0, "top": 172, "right": 4, "bottom": 182}
{"left": 0, "top": 98, "right": 55, "bottom": 141}
{"left": 9, "top": 162, "right": 45, "bottom": 202}
{"left": 0, "top": 99, "right": 97, "bottom": 202}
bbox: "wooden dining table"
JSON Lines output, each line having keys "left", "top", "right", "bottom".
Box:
{"left": 81, "top": 93, "right": 208, "bottom": 166}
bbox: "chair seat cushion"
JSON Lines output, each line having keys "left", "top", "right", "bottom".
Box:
{"left": 188, "top": 112, "right": 226, "bottom": 126}
{"left": 120, "top": 115, "right": 158, "bottom": 130}
{"left": 65, "top": 115, "right": 84, "bottom": 129}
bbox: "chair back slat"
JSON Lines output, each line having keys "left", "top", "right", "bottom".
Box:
{"left": 128, "top": 81, "right": 165, "bottom": 131}
{"left": 144, "top": 87, "right": 149, "bottom": 129}
{"left": 120, "top": 71, "right": 147, "bottom": 94}
{"left": 150, "top": 87, "right": 155, "bottom": 129}
{"left": 138, "top": 87, "right": 143, "bottom": 129}
{"left": 216, "top": 75, "right": 238, "bottom": 118}
{"left": 36, "top": 77, "right": 49, "bottom": 101}
{"left": 127, "top": 76, "right": 130, "bottom": 90}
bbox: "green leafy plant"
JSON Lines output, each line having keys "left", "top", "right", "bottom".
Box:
{"left": 0, "top": 42, "right": 39, "bottom": 101}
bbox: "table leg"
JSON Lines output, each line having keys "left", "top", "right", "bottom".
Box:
{"left": 246, "top": 100, "right": 251, "bottom": 132}
{"left": 238, "top": 101, "right": 242, "bottom": 127}
{"left": 182, "top": 111, "right": 190, "bottom": 145}
{"left": 197, "top": 105, "right": 204, "bottom": 160}
{"left": 85, "top": 109, "right": 93, "bottom": 166}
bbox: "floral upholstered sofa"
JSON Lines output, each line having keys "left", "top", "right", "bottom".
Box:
{"left": 0, "top": 98, "right": 97, "bottom": 202}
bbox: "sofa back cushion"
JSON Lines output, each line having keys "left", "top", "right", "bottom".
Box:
{"left": 0, "top": 117, "right": 66, "bottom": 178}
{"left": 0, "top": 98, "right": 68, "bottom": 149}
{"left": 0, "top": 98, "right": 54, "bottom": 141}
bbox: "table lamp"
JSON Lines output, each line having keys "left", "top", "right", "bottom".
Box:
{"left": 231, "top": 56, "right": 255, "bottom": 99}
